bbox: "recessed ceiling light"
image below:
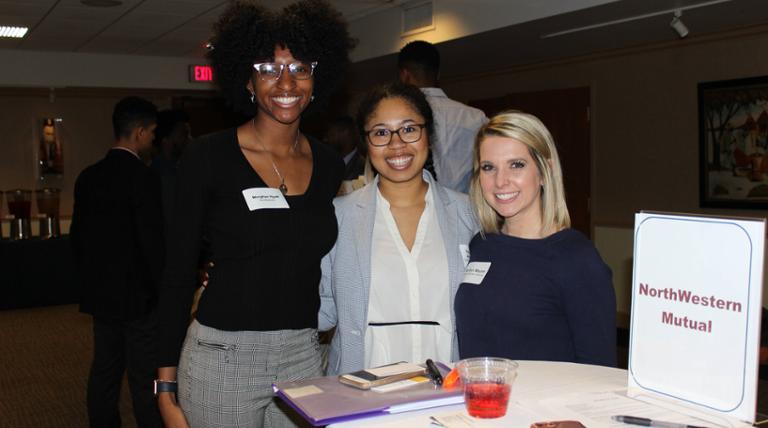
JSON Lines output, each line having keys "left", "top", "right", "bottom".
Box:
{"left": 0, "top": 26, "right": 28, "bottom": 38}
{"left": 81, "top": 0, "right": 124, "bottom": 6}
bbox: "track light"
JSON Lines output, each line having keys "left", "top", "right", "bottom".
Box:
{"left": 670, "top": 10, "right": 689, "bottom": 38}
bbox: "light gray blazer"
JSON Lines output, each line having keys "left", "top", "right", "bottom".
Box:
{"left": 319, "top": 171, "right": 478, "bottom": 375}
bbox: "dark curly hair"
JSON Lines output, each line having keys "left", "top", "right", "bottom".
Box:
{"left": 207, "top": 0, "right": 355, "bottom": 116}
{"left": 355, "top": 82, "right": 434, "bottom": 143}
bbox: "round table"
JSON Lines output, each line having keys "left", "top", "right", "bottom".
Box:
{"left": 329, "top": 361, "right": 721, "bottom": 427}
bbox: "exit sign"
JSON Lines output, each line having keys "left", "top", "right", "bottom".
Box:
{"left": 189, "top": 65, "right": 214, "bottom": 83}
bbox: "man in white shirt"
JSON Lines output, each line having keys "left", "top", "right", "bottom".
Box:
{"left": 398, "top": 40, "right": 488, "bottom": 194}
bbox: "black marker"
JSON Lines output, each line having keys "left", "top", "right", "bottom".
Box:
{"left": 425, "top": 359, "right": 443, "bottom": 386}
{"left": 612, "top": 415, "right": 709, "bottom": 428}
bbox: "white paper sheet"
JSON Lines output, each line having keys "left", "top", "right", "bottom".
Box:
{"left": 518, "top": 390, "right": 716, "bottom": 428}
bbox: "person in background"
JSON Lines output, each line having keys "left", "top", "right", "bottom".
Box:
{"left": 454, "top": 111, "right": 617, "bottom": 367}
{"left": 324, "top": 115, "right": 367, "bottom": 195}
{"left": 151, "top": 109, "right": 191, "bottom": 177}
{"left": 155, "top": 1, "right": 353, "bottom": 427}
{"left": 324, "top": 115, "right": 365, "bottom": 181}
{"left": 70, "top": 96, "right": 164, "bottom": 427}
{"left": 398, "top": 40, "right": 487, "bottom": 194}
{"left": 319, "top": 82, "right": 477, "bottom": 375}
{"left": 151, "top": 109, "right": 192, "bottom": 229}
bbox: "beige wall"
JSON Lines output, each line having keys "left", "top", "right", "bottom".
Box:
{"left": 0, "top": 89, "right": 176, "bottom": 224}
{"left": 0, "top": 49, "right": 215, "bottom": 90}
{"left": 442, "top": 27, "right": 768, "bottom": 226}
{"left": 594, "top": 225, "right": 635, "bottom": 321}
{"left": 348, "top": 0, "right": 618, "bottom": 61}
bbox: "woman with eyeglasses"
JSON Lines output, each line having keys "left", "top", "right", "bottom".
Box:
{"left": 318, "top": 82, "right": 478, "bottom": 375}
{"left": 155, "top": 1, "right": 354, "bottom": 427}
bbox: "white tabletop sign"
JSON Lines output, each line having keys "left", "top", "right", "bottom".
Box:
{"left": 628, "top": 212, "right": 764, "bottom": 423}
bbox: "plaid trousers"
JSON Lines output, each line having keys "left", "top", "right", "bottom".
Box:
{"left": 178, "top": 320, "right": 321, "bottom": 427}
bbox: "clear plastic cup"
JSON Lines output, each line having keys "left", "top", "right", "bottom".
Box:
{"left": 455, "top": 357, "right": 518, "bottom": 419}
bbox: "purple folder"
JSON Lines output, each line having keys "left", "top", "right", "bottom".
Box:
{"left": 273, "top": 364, "right": 463, "bottom": 426}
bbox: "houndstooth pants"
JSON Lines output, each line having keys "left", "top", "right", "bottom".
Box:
{"left": 177, "top": 320, "right": 322, "bottom": 427}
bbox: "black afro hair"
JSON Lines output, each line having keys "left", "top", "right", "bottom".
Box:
{"left": 207, "top": 0, "right": 355, "bottom": 116}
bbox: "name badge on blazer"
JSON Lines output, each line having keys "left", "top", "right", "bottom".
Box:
{"left": 462, "top": 261, "right": 491, "bottom": 285}
{"left": 242, "top": 187, "right": 289, "bottom": 211}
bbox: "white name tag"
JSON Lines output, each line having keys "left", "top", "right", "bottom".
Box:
{"left": 462, "top": 261, "right": 491, "bottom": 285}
{"left": 459, "top": 244, "right": 470, "bottom": 268}
{"left": 242, "top": 187, "right": 289, "bottom": 211}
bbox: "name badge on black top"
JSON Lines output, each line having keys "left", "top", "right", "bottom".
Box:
{"left": 462, "top": 262, "right": 491, "bottom": 285}
{"left": 242, "top": 187, "right": 289, "bottom": 211}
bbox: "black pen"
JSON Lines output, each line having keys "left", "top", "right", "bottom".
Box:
{"left": 425, "top": 359, "right": 443, "bottom": 385}
{"left": 612, "top": 415, "right": 710, "bottom": 428}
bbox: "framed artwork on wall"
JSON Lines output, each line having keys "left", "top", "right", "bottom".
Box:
{"left": 38, "top": 117, "right": 64, "bottom": 178}
{"left": 699, "top": 75, "right": 768, "bottom": 209}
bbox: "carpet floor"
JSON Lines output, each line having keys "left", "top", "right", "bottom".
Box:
{"left": 0, "top": 304, "right": 136, "bottom": 428}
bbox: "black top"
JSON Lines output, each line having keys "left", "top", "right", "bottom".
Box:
{"left": 455, "top": 229, "right": 617, "bottom": 367}
{"left": 157, "top": 128, "right": 343, "bottom": 367}
{"left": 71, "top": 149, "right": 164, "bottom": 321}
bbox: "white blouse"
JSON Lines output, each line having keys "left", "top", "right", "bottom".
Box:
{"left": 364, "top": 183, "right": 451, "bottom": 368}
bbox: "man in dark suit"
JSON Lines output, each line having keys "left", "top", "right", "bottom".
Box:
{"left": 70, "top": 96, "right": 164, "bottom": 428}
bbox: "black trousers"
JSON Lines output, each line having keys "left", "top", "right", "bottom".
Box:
{"left": 87, "top": 311, "right": 162, "bottom": 428}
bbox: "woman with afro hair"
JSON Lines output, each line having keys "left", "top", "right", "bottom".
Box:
{"left": 155, "top": 1, "right": 354, "bottom": 426}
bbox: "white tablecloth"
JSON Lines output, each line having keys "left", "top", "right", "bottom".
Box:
{"left": 330, "top": 360, "right": 744, "bottom": 427}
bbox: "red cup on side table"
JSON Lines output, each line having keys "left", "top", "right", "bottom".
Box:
{"left": 6, "top": 189, "right": 32, "bottom": 240}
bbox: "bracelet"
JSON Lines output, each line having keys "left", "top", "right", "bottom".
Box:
{"left": 153, "top": 379, "right": 178, "bottom": 396}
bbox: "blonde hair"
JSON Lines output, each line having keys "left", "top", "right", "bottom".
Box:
{"left": 469, "top": 110, "right": 571, "bottom": 236}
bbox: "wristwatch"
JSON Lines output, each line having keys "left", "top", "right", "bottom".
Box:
{"left": 153, "top": 379, "right": 178, "bottom": 396}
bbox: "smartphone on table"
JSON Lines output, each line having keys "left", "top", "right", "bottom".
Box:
{"left": 338, "top": 362, "right": 426, "bottom": 390}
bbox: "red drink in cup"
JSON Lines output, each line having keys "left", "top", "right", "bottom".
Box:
{"left": 464, "top": 382, "right": 512, "bottom": 418}
{"left": 456, "top": 357, "right": 518, "bottom": 419}
{"left": 7, "top": 200, "right": 31, "bottom": 219}
{"left": 6, "top": 189, "right": 33, "bottom": 219}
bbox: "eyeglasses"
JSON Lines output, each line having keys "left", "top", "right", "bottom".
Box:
{"left": 365, "top": 124, "right": 426, "bottom": 147}
{"left": 252, "top": 61, "right": 317, "bottom": 81}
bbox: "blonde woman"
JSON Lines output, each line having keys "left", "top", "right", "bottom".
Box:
{"left": 455, "top": 111, "right": 616, "bottom": 366}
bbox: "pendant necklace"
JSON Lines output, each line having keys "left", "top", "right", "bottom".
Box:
{"left": 252, "top": 121, "right": 299, "bottom": 195}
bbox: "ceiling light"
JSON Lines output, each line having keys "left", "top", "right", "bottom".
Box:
{"left": 0, "top": 26, "right": 28, "bottom": 38}
{"left": 80, "top": 0, "right": 123, "bottom": 6}
{"left": 670, "top": 10, "right": 689, "bottom": 38}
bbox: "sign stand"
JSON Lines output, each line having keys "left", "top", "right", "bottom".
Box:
{"left": 628, "top": 211, "right": 764, "bottom": 426}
